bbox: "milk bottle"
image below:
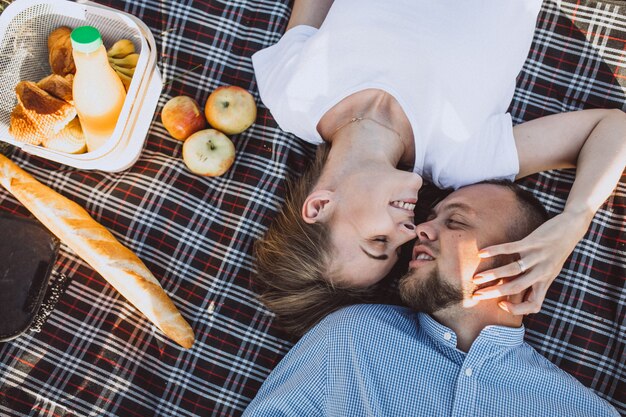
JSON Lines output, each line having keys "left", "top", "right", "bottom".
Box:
{"left": 70, "top": 26, "right": 126, "bottom": 152}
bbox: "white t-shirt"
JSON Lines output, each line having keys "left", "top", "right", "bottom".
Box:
{"left": 252, "top": 0, "right": 542, "bottom": 189}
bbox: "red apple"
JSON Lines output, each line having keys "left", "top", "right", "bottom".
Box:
{"left": 204, "top": 86, "right": 257, "bottom": 135}
{"left": 182, "top": 129, "right": 235, "bottom": 176}
{"left": 161, "top": 96, "right": 206, "bottom": 140}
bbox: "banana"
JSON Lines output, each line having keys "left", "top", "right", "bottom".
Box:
{"left": 109, "top": 53, "right": 139, "bottom": 69}
{"left": 111, "top": 63, "right": 135, "bottom": 77}
{"left": 107, "top": 39, "right": 135, "bottom": 59}
{"left": 116, "top": 72, "right": 132, "bottom": 91}
{"left": 107, "top": 40, "right": 138, "bottom": 92}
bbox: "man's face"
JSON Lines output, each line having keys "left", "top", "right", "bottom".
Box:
{"left": 399, "top": 184, "right": 518, "bottom": 313}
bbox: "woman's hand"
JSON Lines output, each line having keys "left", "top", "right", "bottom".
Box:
{"left": 470, "top": 211, "right": 591, "bottom": 315}
{"left": 500, "top": 108, "right": 625, "bottom": 315}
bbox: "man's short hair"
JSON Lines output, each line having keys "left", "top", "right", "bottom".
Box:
{"left": 474, "top": 179, "right": 550, "bottom": 241}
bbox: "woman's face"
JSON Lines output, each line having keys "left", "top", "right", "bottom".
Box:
{"left": 326, "top": 167, "right": 423, "bottom": 287}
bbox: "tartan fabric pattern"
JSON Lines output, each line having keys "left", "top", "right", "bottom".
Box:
{"left": 513, "top": 1, "right": 626, "bottom": 412}
{"left": 0, "top": 0, "right": 623, "bottom": 416}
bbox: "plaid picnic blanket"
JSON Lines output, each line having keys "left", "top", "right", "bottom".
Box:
{"left": 0, "top": 0, "right": 624, "bottom": 416}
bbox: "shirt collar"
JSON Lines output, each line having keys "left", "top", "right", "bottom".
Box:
{"left": 417, "top": 313, "right": 525, "bottom": 348}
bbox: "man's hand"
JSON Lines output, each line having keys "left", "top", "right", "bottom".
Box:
{"left": 470, "top": 211, "right": 589, "bottom": 315}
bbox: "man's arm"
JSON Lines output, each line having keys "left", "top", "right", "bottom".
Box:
{"left": 287, "top": 0, "right": 334, "bottom": 31}
{"left": 473, "top": 109, "right": 626, "bottom": 314}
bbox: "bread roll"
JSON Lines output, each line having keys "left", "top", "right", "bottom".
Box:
{"left": 0, "top": 155, "right": 195, "bottom": 349}
{"left": 42, "top": 117, "right": 86, "bottom": 154}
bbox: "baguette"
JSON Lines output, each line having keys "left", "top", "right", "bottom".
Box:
{"left": 0, "top": 154, "right": 194, "bottom": 349}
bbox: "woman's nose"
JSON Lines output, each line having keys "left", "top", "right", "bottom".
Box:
{"left": 409, "top": 173, "right": 423, "bottom": 193}
{"left": 402, "top": 222, "right": 417, "bottom": 235}
{"left": 392, "top": 222, "right": 417, "bottom": 245}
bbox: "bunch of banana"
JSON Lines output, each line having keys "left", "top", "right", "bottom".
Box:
{"left": 107, "top": 39, "right": 139, "bottom": 91}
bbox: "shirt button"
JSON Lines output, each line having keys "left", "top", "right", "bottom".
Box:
{"left": 465, "top": 367, "right": 473, "bottom": 377}
{"left": 443, "top": 332, "right": 452, "bottom": 341}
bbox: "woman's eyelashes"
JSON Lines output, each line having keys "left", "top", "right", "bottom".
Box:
{"left": 372, "top": 236, "right": 389, "bottom": 244}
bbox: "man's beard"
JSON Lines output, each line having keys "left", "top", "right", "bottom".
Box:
{"left": 399, "top": 267, "right": 464, "bottom": 314}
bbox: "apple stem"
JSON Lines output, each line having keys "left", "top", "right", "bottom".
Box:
{"left": 208, "top": 141, "right": 216, "bottom": 151}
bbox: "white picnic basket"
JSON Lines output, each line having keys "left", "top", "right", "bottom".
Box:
{"left": 0, "top": 0, "right": 162, "bottom": 171}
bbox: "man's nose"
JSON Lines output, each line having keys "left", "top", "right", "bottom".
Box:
{"left": 415, "top": 221, "right": 436, "bottom": 241}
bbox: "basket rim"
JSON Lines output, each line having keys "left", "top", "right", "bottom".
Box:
{"left": 0, "top": 0, "right": 161, "bottom": 171}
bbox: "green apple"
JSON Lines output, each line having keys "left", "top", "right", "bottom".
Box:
{"left": 204, "top": 85, "right": 257, "bottom": 135}
{"left": 182, "top": 129, "right": 235, "bottom": 176}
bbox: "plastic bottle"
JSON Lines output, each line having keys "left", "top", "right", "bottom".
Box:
{"left": 70, "top": 26, "right": 127, "bottom": 152}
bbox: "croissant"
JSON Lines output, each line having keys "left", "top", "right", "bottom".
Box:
{"left": 9, "top": 80, "right": 77, "bottom": 146}
{"left": 37, "top": 73, "right": 74, "bottom": 104}
{"left": 47, "top": 27, "right": 75, "bottom": 76}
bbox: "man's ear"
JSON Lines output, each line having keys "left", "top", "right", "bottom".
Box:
{"left": 302, "top": 190, "right": 334, "bottom": 224}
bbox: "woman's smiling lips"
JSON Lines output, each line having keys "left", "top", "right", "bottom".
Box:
{"left": 390, "top": 200, "right": 416, "bottom": 211}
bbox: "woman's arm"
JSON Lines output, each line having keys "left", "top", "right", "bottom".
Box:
{"left": 516, "top": 109, "right": 626, "bottom": 221}
{"left": 287, "top": 0, "right": 335, "bottom": 31}
{"left": 472, "top": 109, "right": 626, "bottom": 315}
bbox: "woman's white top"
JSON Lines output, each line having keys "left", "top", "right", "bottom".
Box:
{"left": 252, "top": 0, "right": 543, "bottom": 188}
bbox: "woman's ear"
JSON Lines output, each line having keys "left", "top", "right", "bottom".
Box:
{"left": 302, "top": 190, "right": 334, "bottom": 224}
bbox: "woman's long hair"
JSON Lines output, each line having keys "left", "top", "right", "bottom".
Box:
{"left": 254, "top": 143, "right": 376, "bottom": 337}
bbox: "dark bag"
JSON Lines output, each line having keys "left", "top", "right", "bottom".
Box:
{"left": 0, "top": 212, "right": 60, "bottom": 342}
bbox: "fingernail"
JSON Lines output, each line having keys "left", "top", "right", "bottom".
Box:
{"left": 473, "top": 274, "right": 492, "bottom": 283}
{"left": 478, "top": 252, "right": 489, "bottom": 259}
{"left": 498, "top": 301, "right": 510, "bottom": 312}
{"left": 474, "top": 290, "right": 499, "bottom": 300}
{"left": 472, "top": 292, "right": 486, "bottom": 300}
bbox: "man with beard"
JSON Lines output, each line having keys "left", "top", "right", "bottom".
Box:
{"left": 243, "top": 181, "right": 619, "bottom": 416}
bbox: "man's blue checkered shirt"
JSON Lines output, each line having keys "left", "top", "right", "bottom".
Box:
{"left": 244, "top": 304, "right": 618, "bottom": 416}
